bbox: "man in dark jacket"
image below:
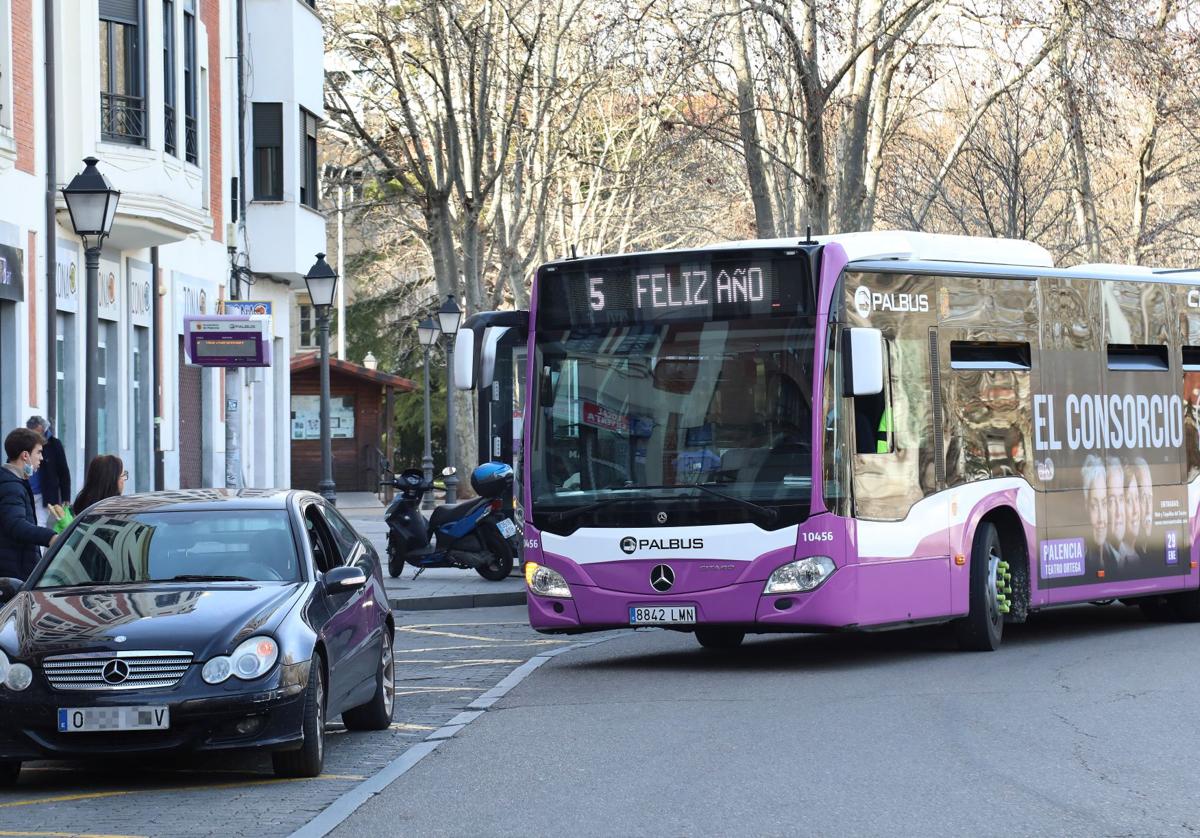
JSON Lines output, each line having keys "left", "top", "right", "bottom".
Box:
{"left": 24, "top": 416, "right": 70, "bottom": 526}
{"left": 0, "top": 428, "right": 58, "bottom": 581}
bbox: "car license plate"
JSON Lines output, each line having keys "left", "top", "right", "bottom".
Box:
{"left": 58, "top": 706, "right": 170, "bottom": 733}
{"left": 496, "top": 518, "right": 517, "bottom": 538}
{"left": 629, "top": 606, "right": 696, "bottom": 625}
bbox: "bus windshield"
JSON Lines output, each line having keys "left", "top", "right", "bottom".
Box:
{"left": 531, "top": 317, "right": 816, "bottom": 531}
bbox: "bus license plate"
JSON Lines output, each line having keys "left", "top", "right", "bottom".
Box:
{"left": 58, "top": 706, "right": 170, "bottom": 733}
{"left": 629, "top": 606, "right": 696, "bottom": 625}
{"left": 496, "top": 518, "right": 517, "bottom": 538}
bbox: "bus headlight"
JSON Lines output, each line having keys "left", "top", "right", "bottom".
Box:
{"left": 764, "top": 556, "right": 835, "bottom": 594}
{"left": 525, "top": 562, "right": 571, "bottom": 598}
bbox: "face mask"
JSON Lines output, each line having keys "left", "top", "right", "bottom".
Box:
{"left": 21, "top": 463, "right": 33, "bottom": 478}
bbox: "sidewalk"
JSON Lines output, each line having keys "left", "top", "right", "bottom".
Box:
{"left": 336, "top": 492, "right": 527, "bottom": 613}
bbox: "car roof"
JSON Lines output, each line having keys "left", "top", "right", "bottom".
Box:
{"left": 81, "top": 489, "right": 316, "bottom": 515}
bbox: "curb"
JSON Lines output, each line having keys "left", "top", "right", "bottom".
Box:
{"left": 387, "top": 590, "right": 527, "bottom": 611}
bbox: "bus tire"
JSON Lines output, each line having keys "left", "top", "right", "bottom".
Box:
{"left": 695, "top": 628, "right": 744, "bottom": 650}
{"left": 954, "top": 522, "right": 1004, "bottom": 652}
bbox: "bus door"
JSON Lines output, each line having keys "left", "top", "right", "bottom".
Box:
{"left": 842, "top": 269, "right": 951, "bottom": 623}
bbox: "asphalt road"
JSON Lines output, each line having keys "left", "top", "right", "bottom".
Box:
{"left": 0, "top": 606, "right": 559, "bottom": 838}
{"left": 333, "top": 603, "right": 1200, "bottom": 838}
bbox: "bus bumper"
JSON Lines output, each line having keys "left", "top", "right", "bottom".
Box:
{"left": 528, "top": 563, "right": 863, "bottom": 633}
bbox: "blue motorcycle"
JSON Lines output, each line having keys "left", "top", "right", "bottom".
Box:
{"left": 383, "top": 463, "right": 520, "bottom": 581}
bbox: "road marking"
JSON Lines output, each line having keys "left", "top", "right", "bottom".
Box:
{"left": 289, "top": 634, "right": 618, "bottom": 838}
{"left": 0, "top": 832, "right": 146, "bottom": 838}
{"left": 0, "top": 775, "right": 358, "bottom": 809}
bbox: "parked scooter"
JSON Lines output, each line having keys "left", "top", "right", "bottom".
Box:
{"left": 383, "top": 463, "right": 521, "bottom": 581}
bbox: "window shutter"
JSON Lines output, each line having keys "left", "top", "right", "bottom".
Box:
{"left": 253, "top": 103, "right": 282, "bottom": 148}
{"left": 99, "top": 0, "right": 141, "bottom": 24}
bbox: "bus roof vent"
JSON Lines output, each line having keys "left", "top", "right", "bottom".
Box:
{"left": 822, "top": 231, "right": 1055, "bottom": 268}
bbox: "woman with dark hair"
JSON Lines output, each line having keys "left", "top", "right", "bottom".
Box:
{"left": 72, "top": 455, "right": 127, "bottom": 515}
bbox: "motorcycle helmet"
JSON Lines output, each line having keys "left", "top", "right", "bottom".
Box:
{"left": 471, "top": 462, "right": 514, "bottom": 499}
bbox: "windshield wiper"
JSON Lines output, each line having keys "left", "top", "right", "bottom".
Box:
{"left": 161, "top": 574, "right": 254, "bottom": 582}
{"left": 546, "top": 496, "right": 662, "bottom": 524}
{"left": 623, "top": 483, "right": 779, "bottom": 525}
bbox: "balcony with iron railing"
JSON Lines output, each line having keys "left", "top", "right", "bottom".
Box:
{"left": 101, "top": 92, "right": 146, "bottom": 145}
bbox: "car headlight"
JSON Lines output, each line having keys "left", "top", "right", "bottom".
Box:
{"left": 524, "top": 562, "right": 571, "bottom": 598}
{"left": 5, "top": 664, "right": 32, "bottom": 691}
{"left": 764, "top": 556, "right": 836, "bottom": 594}
{"left": 0, "top": 649, "right": 9, "bottom": 684}
{"left": 202, "top": 636, "right": 279, "bottom": 685}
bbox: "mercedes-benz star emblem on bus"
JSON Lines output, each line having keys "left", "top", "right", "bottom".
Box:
{"left": 650, "top": 565, "right": 675, "bottom": 592}
{"left": 656, "top": 511, "right": 668, "bottom": 524}
{"left": 620, "top": 537, "right": 638, "bottom": 555}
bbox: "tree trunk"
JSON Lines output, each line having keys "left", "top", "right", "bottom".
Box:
{"left": 728, "top": 0, "right": 776, "bottom": 238}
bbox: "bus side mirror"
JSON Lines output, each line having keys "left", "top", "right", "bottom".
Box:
{"left": 846, "top": 328, "right": 884, "bottom": 397}
{"left": 454, "top": 329, "right": 476, "bottom": 390}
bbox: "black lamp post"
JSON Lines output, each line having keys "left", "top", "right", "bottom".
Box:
{"left": 304, "top": 253, "right": 339, "bottom": 504}
{"left": 61, "top": 157, "right": 120, "bottom": 469}
{"left": 437, "top": 294, "right": 463, "bottom": 504}
{"left": 417, "top": 317, "right": 439, "bottom": 511}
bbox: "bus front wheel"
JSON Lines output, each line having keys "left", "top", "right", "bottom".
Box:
{"left": 954, "top": 522, "right": 1004, "bottom": 652}
{"left": 695, "top": 628, "right": 745, "bottom": 650}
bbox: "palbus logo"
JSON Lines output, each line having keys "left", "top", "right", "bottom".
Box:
{"left": 854, "top": 286, "right": 873, "bottom": 318}
{"left": 854, "top": 286, "right": 930, "bottom": 318}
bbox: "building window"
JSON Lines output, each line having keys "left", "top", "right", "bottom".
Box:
{"left": 253, "top": 103, "right": 283, "bottom": 200}
{"left": 163, "top": 0, "right": 175, "bottom": 155}
{"left": 300, "top": 108, "right": 319, "bottom": 210}
{"left": 298, "top": 304, "right": 317, "bottom": 349}
{"left": 183, "top": 0, "right": 197, "bottom": 165}
{"left": 99, "top": 0, "right": 146, "bottom": 145}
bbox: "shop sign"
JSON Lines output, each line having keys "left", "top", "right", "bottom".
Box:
{"left": 0, "top": 244, "right": 23, "bottom": 303}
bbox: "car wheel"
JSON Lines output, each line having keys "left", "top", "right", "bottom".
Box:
{"left": 475, "top": 522, "right": 514, "bottom": 582}
{"left": 0, "top": 761, "right": 20, "bottom": 786}
{"left": 1167, "top": 588, "right": 1200, "bottom": 621}
{"left": 343, "top": 631, "right": 396, "bottom": 731}
{"left": 694, "top": 628, "right": 744, "bottom": 650}
{"left": 954, "top": 522, "right": 1004, "bottom": 651}
{"left": 272, "top": 658, "right": 325, "bottom": 778}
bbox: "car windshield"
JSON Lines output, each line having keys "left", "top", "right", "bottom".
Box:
{"left": 530, "top": 317, "right": 816, "bottom": 529}
{"left": 33, "top": 510, "right": 301, "bottom": 588}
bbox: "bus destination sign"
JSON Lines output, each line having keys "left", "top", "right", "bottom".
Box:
{"left": 537, "top": 252, "right": 813, "bottom": 328}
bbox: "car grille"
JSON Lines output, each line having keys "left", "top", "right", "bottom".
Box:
{"left": 42, "top": 651, "right": 194, "bottom": 692}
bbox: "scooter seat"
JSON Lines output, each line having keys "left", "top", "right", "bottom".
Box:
{"left": 429, "top": 497, "right": 489, "bottom": 531}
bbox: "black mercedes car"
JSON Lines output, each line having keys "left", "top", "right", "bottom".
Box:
{"left": 0, "top": 489, "right": 395, "bottom": 783}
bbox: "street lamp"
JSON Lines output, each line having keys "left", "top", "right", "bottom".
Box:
{"left": 417, "top": 317, "right": 439, "bottom": 511}
{"left": 61, "top": 157, "right": 120, "bottom": 468}
{"left": 304, "top": 253, "right": 339, "bottom": 505}
{"left": 436, "top": 294, "right": 463, "bottom": 504}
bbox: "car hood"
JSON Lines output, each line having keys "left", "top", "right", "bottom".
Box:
{"left": 0, "top": 583, "right": 307, "bottom": 662}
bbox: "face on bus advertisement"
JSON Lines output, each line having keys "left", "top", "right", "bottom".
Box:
{"left": 1033, "top": 354, "right": 1189, "bottom": 588}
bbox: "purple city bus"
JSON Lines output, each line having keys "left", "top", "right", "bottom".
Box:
{"left": 519, "top": 231, "right": 1200, "bottom": 650}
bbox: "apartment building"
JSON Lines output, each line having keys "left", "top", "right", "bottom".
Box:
{"left": 0, "top": 0, "right": 326, "bottom": 490}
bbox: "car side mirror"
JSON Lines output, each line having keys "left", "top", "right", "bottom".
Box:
{"left": 0, "top": 577, "right": 23, "bottom": 605}
{"left": 324, "top": 566, "right": 367, "bottom": 593}
{"left": 845, "top": 328, "right": 884, "bottom": 397}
